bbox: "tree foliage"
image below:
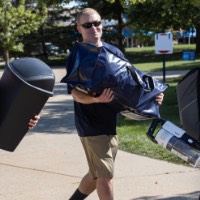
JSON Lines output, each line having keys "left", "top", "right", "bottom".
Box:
{"left": 127, "top": 0, "right": 200, "bottom": 53}
{"left": 22, "top": 4, "right": 81, "bottom": 58}
{"left": 2, "top": 0, "right": 200, "bottom": 60}
{"left": 0, "top": 0, "right": 47, "bottom": 64}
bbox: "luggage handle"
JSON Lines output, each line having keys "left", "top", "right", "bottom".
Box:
{"left": 126, "top": 65, "right": 154, "bottom": 92}
{"left": 146, "top": 118, "right": 166, "bottom": 143}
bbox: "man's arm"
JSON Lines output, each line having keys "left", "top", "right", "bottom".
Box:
{"left": 71, "top": 88, "right": 114, "bottom": 104}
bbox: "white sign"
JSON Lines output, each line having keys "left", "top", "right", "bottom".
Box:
{"left": 155, "top": 33, "right": 173, "bottom": 54}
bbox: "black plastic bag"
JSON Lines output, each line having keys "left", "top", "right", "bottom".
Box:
{"left": 61, "top": 42, "right": 168, "bottom": 119}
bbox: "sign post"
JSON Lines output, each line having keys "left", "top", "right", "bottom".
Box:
{"left": 155, "top": 32, "right": 173, "bottom": 82}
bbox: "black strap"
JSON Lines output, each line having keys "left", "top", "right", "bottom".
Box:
{"left": 126, "top": 65, "right": 154, "bottom": 92}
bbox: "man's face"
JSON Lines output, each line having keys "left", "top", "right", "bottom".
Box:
{"left": 77, "top": 13, "right": 102, "bottom": 44}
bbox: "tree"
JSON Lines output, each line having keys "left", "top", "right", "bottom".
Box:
{"left": 22, "top": 4, "right": 81, "bottom": 58}
{"left": 26, "top": 0, "right": 146, "bottom": 53}
{"left": 0, "top": 0, "right": 47, "bottom": 65}
{"left": 160, "top": 0, "right": 200, "bottom": 54}
{"left": 127, "top": 0, "right": 200, "bottom": 54}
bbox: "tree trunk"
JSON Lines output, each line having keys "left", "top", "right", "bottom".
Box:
{"left": 4, "top": 49, "right": 9, "bottom": 67}
{"left": 195, "top": 24, "right": 200, "bottom": 55}
{"left": 39, "top": 25, "right": 48, "bottom": 58}
{"left": 114, "top": 0, "right": 125, "bottom": 53}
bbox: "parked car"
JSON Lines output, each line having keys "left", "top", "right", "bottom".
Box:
{"left": 45, "top": 43, "right": 60, "bottom": 55}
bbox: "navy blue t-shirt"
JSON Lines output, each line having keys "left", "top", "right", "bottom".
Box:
{"left": 61, "top": 42, "right": 125, "bottom": 137}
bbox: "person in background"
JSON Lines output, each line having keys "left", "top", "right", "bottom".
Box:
{"left": 62, "top": 8, "right": 164, "bottom": 200}
{"left": 177, "top": 28, "right": 184, "bottom": 44}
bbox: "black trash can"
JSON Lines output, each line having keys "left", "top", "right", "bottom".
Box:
{"left": 176, "top": 67, "right": 200, "bottom": 142}
{"left": 0, "top": 58, "right": 55, "bottom": 151}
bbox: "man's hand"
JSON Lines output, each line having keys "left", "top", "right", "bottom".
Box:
{"left": 28, "top": 115, "right": 40, "bottom": 129}
{"left": 95, "top": 88, "right": 114, "bottom": 103}
{"left": 72, "top": 88, "right": 114, "bottom": 104}
{"left": 155, "top": 93, "right": 164, "bottom": 105}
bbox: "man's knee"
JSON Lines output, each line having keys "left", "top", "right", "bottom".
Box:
{"left": 96, "top": 178, "right": 113, "bottom": 200}
{"left": 97, "top": 177, "right": 113, "bottom": 188}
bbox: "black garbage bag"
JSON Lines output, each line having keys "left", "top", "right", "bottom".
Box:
{"left": 176, "top": 67, "right": 200, "bottom": 141}
{"left": 61, "top": 42, "right": 168, "bottom": 119}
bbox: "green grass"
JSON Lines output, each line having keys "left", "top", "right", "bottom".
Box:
{"left": 125, "top": 44, "right": 199, "bottom": 72}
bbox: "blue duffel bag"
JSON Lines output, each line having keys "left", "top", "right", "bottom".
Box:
{"left": 61, "top": 42, "right": 168, "bottom": 120}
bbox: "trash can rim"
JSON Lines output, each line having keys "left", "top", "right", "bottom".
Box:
{"left": 7, "top": 62, "right": 54, "bottom": 97}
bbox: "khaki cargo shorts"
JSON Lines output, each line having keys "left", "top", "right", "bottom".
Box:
{"left": 80, "top": 135, "right": 118, "bottom": 179}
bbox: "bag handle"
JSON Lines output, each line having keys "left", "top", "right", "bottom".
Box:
{"left": 126, "top": 65, "right": 155, "bottom": 92}
{"left": 146, "top": 118, "right": 166, "bottom": 143}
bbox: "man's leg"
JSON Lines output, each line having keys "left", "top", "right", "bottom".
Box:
{"left": 69, "top": 172, "right": 96, "bottom": 200}
{"left": 79, "top": 172, "right": 97, "bottom": 194}
{"left": 71, "top": 135, "right": 117, "bottom": 200}
{"left": 96, "top": 178, "right": 113, "bottom": 200}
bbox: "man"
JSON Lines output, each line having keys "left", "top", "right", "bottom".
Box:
{"left": 62, "top": 8, "right": 164, "bottom": 200}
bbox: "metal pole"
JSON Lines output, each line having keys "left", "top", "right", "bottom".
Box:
{"left": 162, "top": 54, "right": 166, "bottom": 83}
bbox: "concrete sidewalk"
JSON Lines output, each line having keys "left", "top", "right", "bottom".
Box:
{"left": 0, "top": 68, "right": 199, "bottom": 200}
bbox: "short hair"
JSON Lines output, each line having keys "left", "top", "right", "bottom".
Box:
{"left": 76, "top": 8, "right": 101, "bottom": 24}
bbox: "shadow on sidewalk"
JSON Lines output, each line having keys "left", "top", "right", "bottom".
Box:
{"left": 28, "top": 83, "right": 76, "bottom": 135}
{"left": 133, "top": 191, "right": 200, "bottom": 200}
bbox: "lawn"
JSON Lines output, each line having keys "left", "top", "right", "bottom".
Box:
{"left": 126, "top": 44, "right": 199, "bottom": 72}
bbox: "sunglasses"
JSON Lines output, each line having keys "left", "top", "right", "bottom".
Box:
{"left": 80, "top": 21, "right": 102, "bottom": 29}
